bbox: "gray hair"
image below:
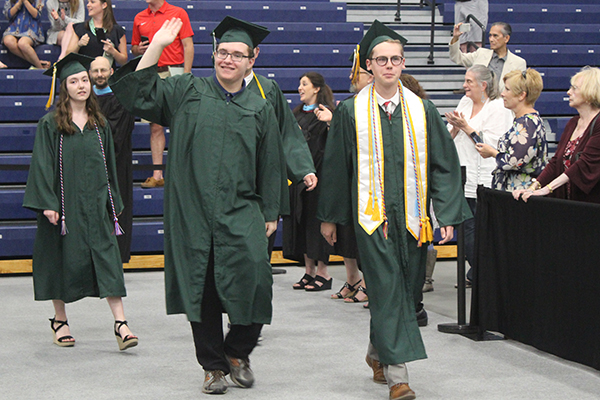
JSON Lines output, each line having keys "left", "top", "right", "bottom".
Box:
{"left": 468, "top": 64, "right": 500, "bottom": 100}
{"left": 491, "top": 22, "right": 512, "bottom": 37}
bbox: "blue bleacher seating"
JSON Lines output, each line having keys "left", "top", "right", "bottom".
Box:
{"left": 442, "top": 3, "right": 600, "bottom": 24}
{"left": 111, "top": 1, "right": 347, "bottom": 23}
{"left": 120, "top": 21, "right": 363, "bottom": 44}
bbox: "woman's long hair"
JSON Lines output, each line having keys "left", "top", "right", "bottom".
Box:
{"left": 54, "top": 75, "right": 105, "bottom": 135}
{"left": 69, "top": 0, "right": 80, "bottom": 15}
{"left": 294, "top": 72, "right": 336, "bottom": 113}
{"left": 85, "top": 0, "right": 117, "bottom": 34}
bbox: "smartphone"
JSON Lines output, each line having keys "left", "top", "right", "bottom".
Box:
{"left": 96, "top": 28, "right": 106, "bottom": 42}
{"left": 469, "top": 131, "right": 483, "bottom": 144}
{"left": 459, "top": 23, "right": 471, "bottom": 33}
{"left": 140, "top": 35, "right": 149, "bottom": 44}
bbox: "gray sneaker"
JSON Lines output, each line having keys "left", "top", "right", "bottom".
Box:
{"left": 202, "top": 370, "right": 228, "bottom": 394}
{"left": 227, "top": 357, "right": 254, "bottom": 388}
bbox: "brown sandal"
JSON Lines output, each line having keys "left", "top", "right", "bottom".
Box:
{"left": 344, "top": 286, "right": 368, "bottom": 303}
{"left": 331, "top": 279, "right": 362, "bottom": 299}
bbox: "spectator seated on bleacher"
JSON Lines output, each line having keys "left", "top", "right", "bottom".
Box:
{"left": 45, "top": 0, "right": 85, "bottom": 60}
{"left": 2, "top": 0, "right": 50, "bottom": 69}
{"left": 449, "top": 21, "right": 525, "bottom": 92}
{"left": 66, "top": 0, "right": 128, "bottom": 67}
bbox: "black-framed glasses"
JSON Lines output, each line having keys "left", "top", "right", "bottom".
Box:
{"left": 370, "top": 55, "right": 404, "bottom": 66}
{"left": 215, "top": 49, "right": 251, "bottom": 62}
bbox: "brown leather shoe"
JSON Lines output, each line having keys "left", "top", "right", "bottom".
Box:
{"left": 141, "top": 176, "right": 164, "bottom": 188}
{"left": 389, "top": 383, "right": 416, "bottom": 400}
{"left": 365, "top": 354, "right": 386, "bottom": 384}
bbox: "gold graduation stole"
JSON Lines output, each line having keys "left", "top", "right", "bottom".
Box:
{"left": 355, "top": 82, "right": 432, "bottom": 245}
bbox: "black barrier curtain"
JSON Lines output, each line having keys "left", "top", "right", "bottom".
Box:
{"left": 471, "top": 187, "right": 600, "bottom": 371}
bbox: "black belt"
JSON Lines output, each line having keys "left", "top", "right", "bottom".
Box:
{"left": 157, "top": 64, "right": 184, "bottom": 72}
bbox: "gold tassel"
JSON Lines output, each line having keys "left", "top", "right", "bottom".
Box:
{"left": 371, "top": 199, "right": 380, "bottom": 221}
{"left": 383, "top": 220, "right": 388, "bottom": 239}
{"left": 365, "top": 191, "right": 373, "bottom": 215}
{"left": 350, "top": 45, "right": 360, "bottom": 86}
{"left": 418, "top": 217, "right": 434, "bottom": 246}
{"left": 45, "top": 65, "right": 57, "bottom": 110}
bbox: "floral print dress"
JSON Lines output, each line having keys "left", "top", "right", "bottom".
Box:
{"left": 2, "top": 0, "right": 45, "bottom": 44}
{"left": 492, "top": 112, "right": 548, "bottom": 191}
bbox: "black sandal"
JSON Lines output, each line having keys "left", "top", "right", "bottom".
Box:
{"left": 292, "top": 273, "right": 315, "bottom": 290}
{"left": 115, "top": 320, "right": 138, "bottom": 351}
{"left": 49, "top": 317, "right": 75, "bottom": 347}
{"left": 344, "top": 286, "right": 368, "bottom": 303}
{"left": 331, "top": 279, "right": 362, "bottom": 299}
{"left": 304, "top": 275, "right": 332, "bottom": 291}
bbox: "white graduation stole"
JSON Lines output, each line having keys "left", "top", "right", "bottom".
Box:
{"left": 355, "top": 82, "right": 432, "bottom": 245}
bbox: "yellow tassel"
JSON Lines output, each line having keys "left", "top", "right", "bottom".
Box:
{"left": 418, "top": 217, "right": 434, "bottom": 246}
{"left": 45, "top": 65, "right": 57, "bottom": 110}
{"left": 350, "top": 45, "right": 360, "bottom": 85}
{"left": 371, "top": 199, "right": 380, "bottom": 221}
{"left": 365, "top": 192, "right": 373, "bottom": 215}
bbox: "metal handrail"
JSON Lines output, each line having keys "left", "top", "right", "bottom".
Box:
{"left": 394, "top": 0, "right": 437, "bottom": 63}
{"left": 464, "top": 14, "right": 487, "bottom": 51}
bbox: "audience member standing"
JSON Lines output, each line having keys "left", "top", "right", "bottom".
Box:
{"left": 284, "top": 72, "right": 336, "bottom": 292}
{"left": 445, "top": 65, "right": 512, "bottom": 285}
{"left": 476, "top": 69, "right": 547, "bottom": 191}
{"left": 90, "top": 56, "right": 136, "bottom": 263}
{"left": 45, "top": 0, "right": 84, "bottom": 60}
{"left": 449, "top": 21, "right": 526, "bottom": 91}
{"left": 131, "top": 0, "right": 194, "bottom": 189}
{"left": 23, "top": 53, "right": 137, "bottom": 351}
{"left": 67, "top": 0, "right": 128, "bottom": 66}
{"left": 2, "top": 0, "right": 49, "bottom": 68}
{"left": 318, "top": 21, "right": 470, "bottom": 400}
{"left": 515, "top": 67, "right": 600, "bottom": 203}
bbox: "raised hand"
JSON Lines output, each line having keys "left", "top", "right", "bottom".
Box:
{"left": 151, "top": 18, "right": 183, "bottom": 49}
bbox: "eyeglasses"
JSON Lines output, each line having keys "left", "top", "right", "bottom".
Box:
{"left": 521, "top": 70, "right": 527, "bottom": 79}
{"left": 370, "top": 55, "right": 404, "bottom": 67}
{"left": 215, "top": 49, "right": 251, "bottom": 62}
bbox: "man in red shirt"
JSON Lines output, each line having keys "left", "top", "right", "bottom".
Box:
{"left": 131, "top": 0, "right": 194, "bottom": 188}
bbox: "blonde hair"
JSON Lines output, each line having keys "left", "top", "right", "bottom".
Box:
{"left": 571, "top": 66, "right": 600, "bottom": 109}
{"left": 503, "top": 68, "right": 544, "bottom": 106}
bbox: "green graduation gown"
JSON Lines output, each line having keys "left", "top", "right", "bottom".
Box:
{"left": 23, "top": 113, "right": 125, "bottom": 303}
{"left": 109, "top": 61, "right": 286, "bottom": 325}
{"left": 317, "top": 96, "right": 471, "bottom": 365}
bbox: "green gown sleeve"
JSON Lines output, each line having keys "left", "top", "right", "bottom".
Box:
{"left": 266, "top": 79, "right": 316, "bottom": 183}
{"left": 424, "top": 100, "right": 472, "bottom": 226}
{"left": 23, "top": 114, "right": 59, "bottom": 213}
{"left": 109, "top": 58, "right": 194, "bottom": 127}
{"left": 316, "top": 100, "right": 355, "bottom": 225}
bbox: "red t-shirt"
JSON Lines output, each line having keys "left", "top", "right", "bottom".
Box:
{"left": 132, "top": 1, "right": 194, "bottom": 67}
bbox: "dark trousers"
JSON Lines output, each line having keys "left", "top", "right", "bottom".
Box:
{"left": 190, "top": 246, "right": 263, "bottom": 372}
{"left": 464, "top": 197, "right": 477, "bottom": 282}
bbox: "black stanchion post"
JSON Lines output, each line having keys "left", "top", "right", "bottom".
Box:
{"left": 438, "top": 166, "right": 477, "bottom": 335}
